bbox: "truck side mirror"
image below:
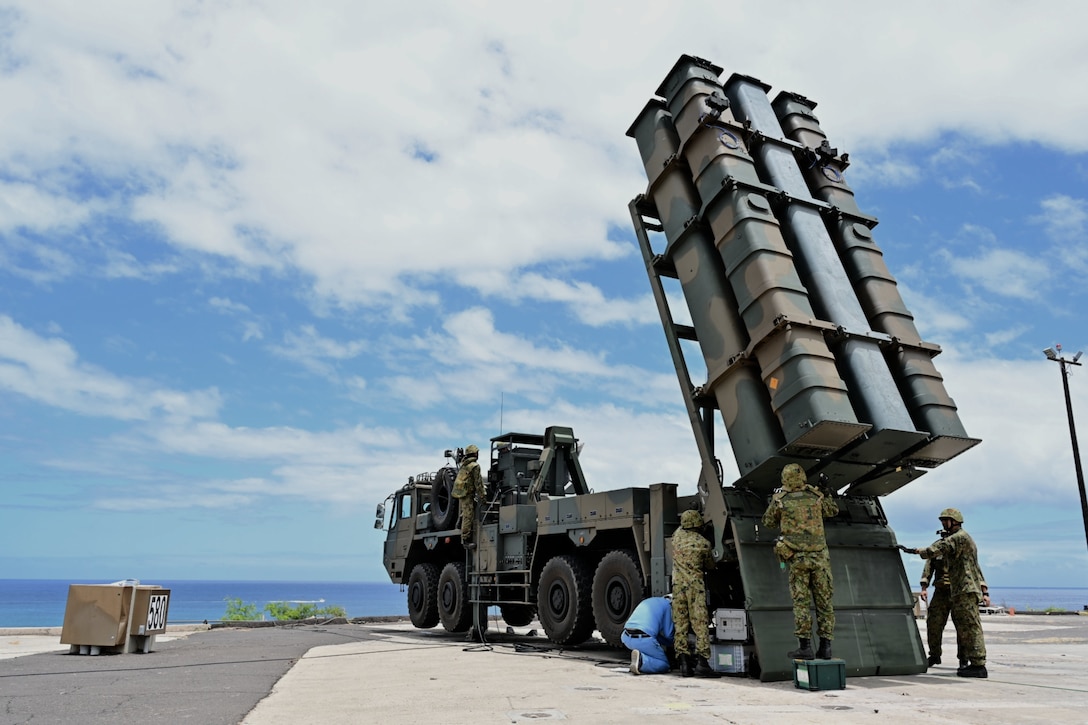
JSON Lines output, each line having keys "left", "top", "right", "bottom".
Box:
{"left": 374, "top": 503, "right": 385, "bottom": 529}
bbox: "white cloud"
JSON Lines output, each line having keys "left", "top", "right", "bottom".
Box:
{"left": 847, "top": 155, "right": 922, "bottom": 188}
{"left": 498, "top": 273, "right": 659, "bottom": 327}
{"left": 897, "top": 281, "right": 973, "bottom": 340}
{"left": 946, "top": 247, "right": 1051, "bottom": 300}
{"left": 209, "top": 297, "right": 251, "bottom": 314}
{"left": 3, "top": 0, "right": 1088, "bottom": 585}
{"left": 0, "top": 180, "right": 95, "bottom": 232}
{"left": 1035, "top": 194, "right": 1088, "bottom": 242}
{"left": 378, "top": 307, "right": 678, "bottom": 411}
{"left": 269, "top": 324, "right": 368, "bottom": 378}
{"left": 3, "top": 0, "right": 1086, "bottom": 318}
{"left": 0, "top": 315, "right": 221, "bottom": 421}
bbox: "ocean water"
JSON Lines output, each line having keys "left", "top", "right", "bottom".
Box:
{"left": 0, "top": 579, "right": 408, "bottom": 628}
{"left": 985, "top": 587, "right": 1088, "bottom": 613}
{"left": 1, "top": 580, "right": 1085, "bottom": 628}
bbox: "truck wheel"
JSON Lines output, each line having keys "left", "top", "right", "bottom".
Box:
{"left": 537, "top": 555, "right": 594, "bottom": 645}
{"left": 407, "top": 563, "right": 440, "bottom": 629}
{"left": 499, "top": 603, "right": 536, "bottom": 627}
{"left": 592, "top": 550, "right": 646, "bottom": 647}
{"left": 430, "top": 467, "right": 459, "bottom": 531}
{"left": 438, "top": 561, "right": 473, "bottom": 632}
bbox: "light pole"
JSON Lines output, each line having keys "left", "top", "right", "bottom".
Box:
{"left": 1044, "top": 346, "right": 1087, "bottom": 551}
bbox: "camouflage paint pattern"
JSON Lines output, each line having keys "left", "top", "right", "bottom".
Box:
{"left": 627, "top": 99, "right": 784, "bottom": 473}
{"left": 723, "top": 73, "right": 920, "bottom": 446}
{"left": 948, "top": 593, "right": 987, "bottom": 667}
{"left": 924, "top": 581, "right": 958, "bottom": 661}
{"left": 919, "top": 528, "right": 985, "bottom": 597}
{"left": 918, "top": 526, "right": 987, "bottom": 666}
{"left": 762, "top": 469, "right": 838, "bottom": 639}
{"left": 657, "top": 58, "right": 761, "bottom": 196}
{"left": 771, "top": 91, "right": 979, "bottom": 464}
{"left": 671, "top": 512, "right": 714, "bottom": 658}
{"left": 921, "top": 554, "right": 959, "bottom": 660}
{"left": 452, "top": 455, "right": 484, "bottom": 540}
{"left": 653, "top": 55, "right": 869, "bottom": 457}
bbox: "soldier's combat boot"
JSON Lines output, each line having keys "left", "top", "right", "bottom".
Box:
{"left": 693, "top": 655, "right": 721, "bottom": 678}
{"left": 927, "top": 654, "right": 941, "bottom": 666}
{"left": 679, "top": 653, "right": 694, "bottom": 677}
{"left": 788, "top": 638, "right": 814, "bottom": 660}
{"left": 816, "top": 637, "right": 832, "bottom": 659}
{"left": 957, "top": 664, "right": 988, "bottom": 678}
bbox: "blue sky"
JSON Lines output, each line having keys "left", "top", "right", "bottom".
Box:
{"left": 1, "top": 1, "right": 1086, "bottom": 591}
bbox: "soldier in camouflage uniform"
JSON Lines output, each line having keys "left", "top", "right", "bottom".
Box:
{"left": 670, "top": 509, "right": 719, "bottom": 677}
{"left": 761, "top": 463, "right": 838, "bottom": 660}
{"left": 451, "top": 444, "right": 484, "bottom": 548}
{"left": 920, "top": 531, "right": 990, "bottom": 668}
{"left": 908, "top": 508, "right": 989, "bottom": 678}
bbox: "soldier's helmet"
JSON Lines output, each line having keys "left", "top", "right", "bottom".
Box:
{"left": 938, "top": 507, "right": 963, "bottom": 523}
{"left": 680, "top": 509, "right": 704, "bottom": 529}
{"left": 464, "top": 444, "right": 479, "bottom": 457}
{"left": 781, "top": 463, "right": 807, "bottom": 491}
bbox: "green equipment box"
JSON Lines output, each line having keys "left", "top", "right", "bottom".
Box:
{"left": 793, "top": 659, "right": 846, "bottom": 691}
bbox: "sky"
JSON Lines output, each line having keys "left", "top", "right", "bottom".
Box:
{"left": 1, "top": 1, "right": 1086, "bottom": 595}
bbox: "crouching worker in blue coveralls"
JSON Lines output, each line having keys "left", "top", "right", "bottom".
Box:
{"left": 622, "top": 596, "right": 674, "bottom": 674}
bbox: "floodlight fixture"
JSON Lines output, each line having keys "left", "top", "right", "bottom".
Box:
{"left": 1044, "top": 347, "right": 1057, "bottom": 360}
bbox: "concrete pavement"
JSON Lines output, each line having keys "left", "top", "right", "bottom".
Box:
{"left": 3, "top": 614, "right": 1088, "bottom": 724}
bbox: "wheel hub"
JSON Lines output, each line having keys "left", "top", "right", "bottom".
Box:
{"left": 548, "top": 582, "right": 568, "bottom": 617}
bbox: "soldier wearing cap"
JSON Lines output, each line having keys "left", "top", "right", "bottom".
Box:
{"left": 907, "top": 508, "right": 989, "bottom": 678}
{"left": 451, "top": 444, "right": 484, "bottom": 548}
{"left": 762, "top": 463, "right": 839, "bottom": 660}
{"left": 670, "top": 508, "right": 719, "bottom": 677}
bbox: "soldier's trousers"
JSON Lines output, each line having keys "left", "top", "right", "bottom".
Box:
{"left": 671, "top": 582, "right": 710, "bottom": 659}
{"left": 787, "top": 549, "right": 835, "bottom": 640}
{"left": 950, "top": 592, "right": 986, "bottom": 666}
{"left": 926, "top": 585, "right": 962, "bottom": 661}
{"left": 457, "top": 496, "right": 475, "bottom": 540}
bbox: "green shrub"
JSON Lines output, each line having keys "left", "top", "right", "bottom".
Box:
{"left": 263, "top": 601, "right": 347, "bottom": 621}
{"left": 222, "top": 597, "right": 346, "bottom": 621}
{"left": 222, "top": 597, "right": 262, "bottom": 621}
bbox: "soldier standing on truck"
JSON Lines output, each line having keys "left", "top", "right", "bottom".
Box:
{"left": 452, "top": 444, "right": 484, "bottom": 548}
{"left": 920, "top": 530, "right": 990, "bottom": 668}
{"left": 762, "top": 463, "right": 838, "bottom": 661}
{"left": 671, "top": 509, "right": 720, "bottom": 678}
{"left": 905, "top": 508, "right": 989, "bottom": 678}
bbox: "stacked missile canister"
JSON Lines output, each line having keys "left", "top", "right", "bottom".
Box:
{"left": 628, "top": 55, "right": 978, "bottom": 496}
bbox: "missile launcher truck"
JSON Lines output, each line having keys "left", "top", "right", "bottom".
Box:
{"left": 376, "top": 55, "right": 979, "bottom": 682}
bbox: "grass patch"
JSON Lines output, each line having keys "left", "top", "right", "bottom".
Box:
{"left": 222, "top": 596, "right": 346, "bottom": 621}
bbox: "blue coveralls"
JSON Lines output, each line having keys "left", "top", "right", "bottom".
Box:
{"left": 620, "top": 597, "right": 675, "bottom": 674}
